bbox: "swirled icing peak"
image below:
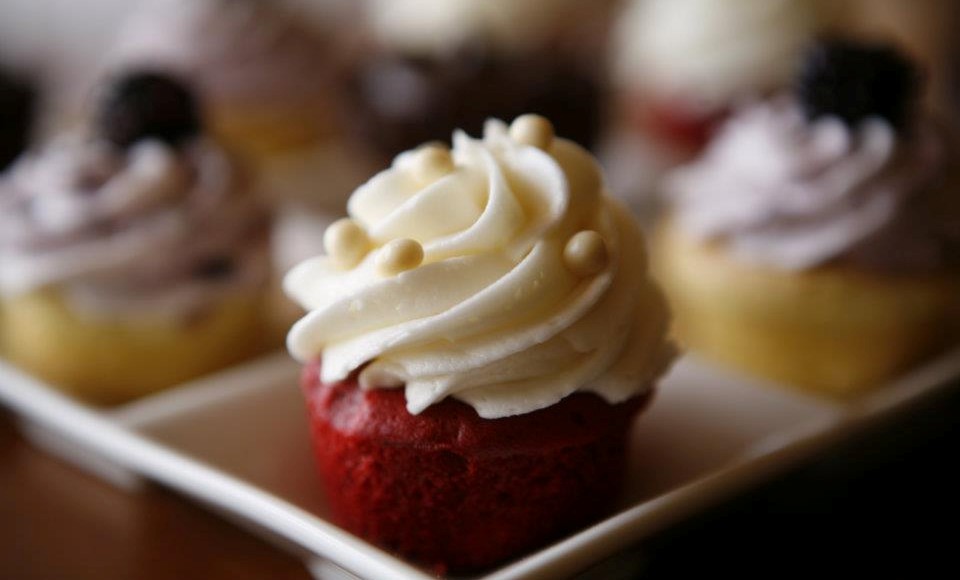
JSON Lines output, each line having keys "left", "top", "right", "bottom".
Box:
{"left": 285, "top": 116, "right": 675, "bottom": 418}
{"left": 666, "top": 98, "right": 955, "bottom": 272}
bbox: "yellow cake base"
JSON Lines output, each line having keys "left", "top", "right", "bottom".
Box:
{"left": 0, "top": 290, "right": 273, "bottom": 406}
{"left": 653, "top": 222, "right": 960, "bottom": 398}
{"left": 210, "top": 101, "right": 338, "bottom": 160}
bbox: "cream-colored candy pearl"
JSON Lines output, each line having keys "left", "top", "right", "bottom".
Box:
{"left": 411, "top": 145, "right": 454, "bottom": 183}
{"left": 509, "top": 114, "right": 555, "bottom": 150}
{"left": 377, "top": 238, "right": 424, "bottom": 276}
{"left": 324, "top": 218, "right": 370, "bottom": 268}
{"left": 564, "top": 230, "right": 608, "bottom": 276}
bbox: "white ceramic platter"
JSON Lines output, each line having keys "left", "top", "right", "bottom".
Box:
{"left": 2, "top": 348, "right": 960, "bottom": 580}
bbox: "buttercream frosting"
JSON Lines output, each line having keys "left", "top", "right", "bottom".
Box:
{"left": 285, "top": 118, "right": 675, "bottom": 418}
{"left": 666, "top": 99, "right": 956, "bottom": 272}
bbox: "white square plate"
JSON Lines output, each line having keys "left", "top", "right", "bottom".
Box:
{"left": 2, "top": 348, "right": 960, "bottom": 579}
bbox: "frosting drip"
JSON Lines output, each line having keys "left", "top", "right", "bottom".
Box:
{"left": 0, "top": 136, "right": 269, "bottom": 316}
{"left": 285, "top": 119, "right": 674, "bottom": 418}
{"left": 666, "top": 99, "right": 956, "bottom": 272}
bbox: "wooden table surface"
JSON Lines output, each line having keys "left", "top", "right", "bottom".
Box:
{"left": 0, "top": 409, "right": 311, "bottom": 580}
{"left": 3, "top": 384, "right": 959, "bottom": 580}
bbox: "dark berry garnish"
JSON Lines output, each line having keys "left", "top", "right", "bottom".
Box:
{"left": 0, "top": 69, "right": 36, "bottom": 170}
{"left": 97, "top": 71, "right": 201, "bottom": 148}
{"left": 797, "top": 39, "right": 920, "bottom": 131}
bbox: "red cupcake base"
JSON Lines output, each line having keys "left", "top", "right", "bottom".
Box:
{"left": 301, "top": 360, "right": 650, "bottom": 574}
{"left": 626, "top": 95, "right": 728, "bottom": 158}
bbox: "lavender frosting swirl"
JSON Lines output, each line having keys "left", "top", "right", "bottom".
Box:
{"left": 0, "top": 136, "right": 269, "bottom": 317}
{"left": 665, "top": 99, "right": 958, "bottom": 272}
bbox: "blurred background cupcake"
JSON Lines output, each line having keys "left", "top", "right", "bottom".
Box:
{"left": 653, "top": 40, "right": 960, "bottom": 398}
{"left": 107, "top": 0, "right": 361, "bottom": 205}
{"left": 342, "top": 0, "right": 615, "bottom": 164}
{"left": 107, "top": 0, "right": 367, "bottom": 328}
{"left": 0, "top": 72, "right": 273, "bottom": 405}
{"left": 605, "top": 0, "right": 825, "bottom": 215}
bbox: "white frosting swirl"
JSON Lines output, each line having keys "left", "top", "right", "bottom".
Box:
{"left": 367, "top": 0, "right": 580, "bottom": 57}
{"left": 614, "top": 0, "right": 817, "bottom": 109}
{"left": 666, "top": 99, "right": 951, "bottom": 271}
{"left": 0, "top": 135, "right": 269, "bottom": 317}
{"left": 285, "top": 119, "right": 674, "bottom": 418}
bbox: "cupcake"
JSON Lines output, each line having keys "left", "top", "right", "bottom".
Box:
{"left": 108, "top": 0, "right": 348, "bottom": 205}
{"left": 0, "top": 72, "right": 271, "bottom": 405}
{"left": 654, "top": 40, "right": 960, "bottom": 398}
{"left": 344, "top": 0, "right": 610, "bottom": 162}
{"left": 0, "top": 67, "right": 36, "bottom": 171}
{"left": 109, "top": 0, "right": 361, "bottom": 338}
{"left": 284, "top": 115, "right": 676, "bottom": 572}
{"left": 612, "top": 0, "right": 820, "bottom": 158}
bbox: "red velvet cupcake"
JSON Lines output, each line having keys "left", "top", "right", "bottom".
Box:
{"left": 285, "top": 115, "right": 675, "bottom": 572}
{"left": 303, "top": 360, "right": 650, "bottom": 573}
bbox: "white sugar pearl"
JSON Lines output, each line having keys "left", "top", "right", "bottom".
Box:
{"left": 323, "top": 218, "right": 370, "bottom": 268}
{"left": 411, "top": 145, "right": 454, "bottom": 184}
{"left": 376, "top": 238, "right": 424, "bottom": 276}
{"left": 564, "top": 230, "right": 608, "bottom": 276}
{"left": 509, "top": 114, "right": 555, "bottom": 150}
